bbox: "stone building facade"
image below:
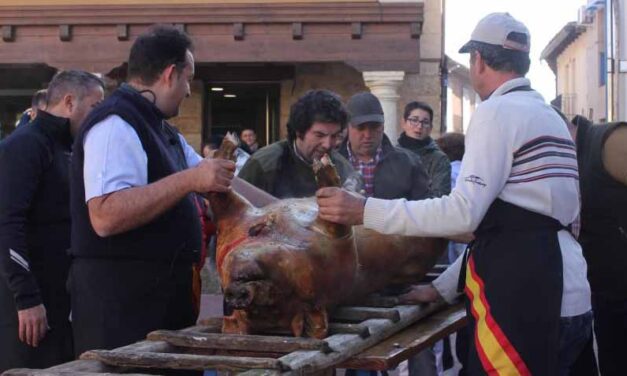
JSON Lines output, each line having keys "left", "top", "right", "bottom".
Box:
{"left": 0, "top": 0, "right": 445, "bottom": 148}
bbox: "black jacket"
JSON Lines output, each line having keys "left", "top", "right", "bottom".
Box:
{"left": 339, "top": 134, "right": 432, "bottom": 200}
{"left": 576, "top": 116, "right": 627, "bottom": 298}
{"left": 0, "top": 111, "right": 72, "bottom": 325}
{"left": 398, "top": 133, "right": 451, "bottom": 197}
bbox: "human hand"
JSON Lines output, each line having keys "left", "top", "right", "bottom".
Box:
{"left": 315, "top": 187, "right": 366, "bottom": 225}
{"left": 193, "top": 158, "right": 236, "bottom": 193}
{"left": 17, "top": 304, "right": 48, "bottom": 347}
{"left": 399, "top": 284, "right": 441, "bottom": 304}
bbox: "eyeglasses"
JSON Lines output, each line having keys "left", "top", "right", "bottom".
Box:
{"left": 406, "top": 117, "right": 432, "bottom": 127}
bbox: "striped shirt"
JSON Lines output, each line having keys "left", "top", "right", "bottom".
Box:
{"left": 347, "top": 142, "right": 381, "bottom": 197}
{"left": 364, "top": 77, "right": 590, "bottom": 317}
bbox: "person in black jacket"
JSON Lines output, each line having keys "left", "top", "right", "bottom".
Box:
{"left": 572, "top": 115, "right": 627, "bottom": 376}
{"left": 339, "top": 92, "right": 434, "bottom": 376}
{"left": 339, "top": 92, "right": 431, "bottom": 201}
{"left": 398, "top": 101, "right": 451, "bottom": 198}
{"left": 0, "top": 70, "right": 104, "bottom": 372}
{"left": 15, "top": 89, "right": 48, "bottom": 128}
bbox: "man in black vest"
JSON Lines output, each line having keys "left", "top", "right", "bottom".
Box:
{"left": 69, "top": 25, "right": 235, "bottom": 356}
{"left": 572, "top": 115, "right": 627, "bottom": 376}
{"left": 0, "top": 70, "right": 104, "bottom": 372}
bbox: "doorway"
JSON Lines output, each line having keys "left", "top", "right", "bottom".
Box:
{"left": 204, "top": 83, "right": 280, "bottom": 149}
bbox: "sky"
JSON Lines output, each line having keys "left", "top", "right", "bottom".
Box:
{"left": 445, "top": 0, "right": 588, "bottom": 101}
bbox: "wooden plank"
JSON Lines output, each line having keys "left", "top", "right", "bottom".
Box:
{"left": 107, "top": 339, "right": 172, "bottom": 353}
{"left": 2, "top": 370, "right": 152, "bottom": 376}
{"left": 178, "top": 346, "right": 285, "bottom": 359}
{"left": 328, "top": 323, "right": 370, "bottom": 338}
{"left": 81, "top": 350, "right": 289, "bottom": 372}
{"left": 340, "top": 303, "right": 467, "bottom": 370}
{"left": 147, "top": 330, "right": 333, "bottom": 354}
{"left": 331, "top": 307, "right": 400, "bottom": 323}
{"left": 357, "top": 295, "right": 401, "bottom": 308}
{"left": 194, "top": 317, "right": 223, "bottom": 332}
{"left": 239, "top": 302, "right": 447, "bottom": 375}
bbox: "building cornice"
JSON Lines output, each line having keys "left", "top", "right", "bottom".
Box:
{"left": 0, "top": 2, "right": 423, "bottom": 25}
{"left": 540, "top": 22, "right": 588, "bottom": 74}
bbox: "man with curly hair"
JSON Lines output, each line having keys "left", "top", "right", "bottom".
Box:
{"left": 238, "top": 89, "right": 361, "bottom": 198}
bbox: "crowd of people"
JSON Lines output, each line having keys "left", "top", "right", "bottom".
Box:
{"left": 0, "top": 12, "right": 625, "bottom": 376}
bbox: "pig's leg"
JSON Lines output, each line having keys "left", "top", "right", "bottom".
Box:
{"left": 304, "top": 306, "right": 328, "bottom": 339}
{"left": 290, "top": 311, "right": 305, "bottom": 337}
{"left": 222, "top": 310, "right": 251, "bottom": 335}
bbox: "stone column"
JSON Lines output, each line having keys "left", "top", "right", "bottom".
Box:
{"left": 363, "top": 71, "right": 405, "bottom": 143}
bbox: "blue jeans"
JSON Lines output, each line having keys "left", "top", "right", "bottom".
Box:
{"left": 558, "top": 310, "right": 593, "bottom": 376}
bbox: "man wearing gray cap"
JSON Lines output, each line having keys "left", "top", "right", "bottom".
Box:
{"left": 340, "top": 92, "right": 435, "bottom": 376}
{"left": 339, "top": 92, "right": 430, "bottom": 201}
{"left": 317, "top": 13, "right": 591, "bottom": 375}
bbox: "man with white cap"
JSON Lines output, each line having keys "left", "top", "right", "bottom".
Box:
{"left": 316, "top": 12, "right": 592, "bottom": 375}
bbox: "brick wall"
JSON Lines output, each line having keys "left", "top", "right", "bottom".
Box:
{"left": 170, "top": 80, "right": 204, "bottom": 152}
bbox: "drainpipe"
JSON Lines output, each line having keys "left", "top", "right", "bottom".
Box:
{"left": 440, "top": 0, "right": 447, "bottom": 134}
{"left": 606, "top": 0, "right": 615, "bottom": 121}
{"left": 618, "top": 0, "right": 626, "bottom": 120}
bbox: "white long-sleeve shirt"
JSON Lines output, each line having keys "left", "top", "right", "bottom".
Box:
{"left": 364, "top": 78, "right": 590, "bottom": 317}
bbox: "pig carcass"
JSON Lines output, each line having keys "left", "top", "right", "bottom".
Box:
{"left": 208, "top": 137, "right": 446, "bottom": 339}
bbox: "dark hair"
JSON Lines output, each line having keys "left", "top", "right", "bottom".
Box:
{"left": 127, "top": 25, "right": 194, "bottom": 86}
{"left": 286, "top": 90, "right": 348, "bottom": 141}
{"left": 403, "top": 101, "right": 433, "bottom": 121}
{"left": 31, "top": 89, "right": 47, "bottom": 108}
{"left": 469, "top": 32, "right": 530, "bottom": 75}
{"left": 436, "top": 132, "right": 465, "bottom": 161}
{"left": 46, "top": 70, "right": 104, "bottom": 107}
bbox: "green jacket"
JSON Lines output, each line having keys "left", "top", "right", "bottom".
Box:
{"left": 397, "top": 133, "right": 451, "bottom": 198}
{"left": 238, "top": 140, "right": 362, "bottom": 199}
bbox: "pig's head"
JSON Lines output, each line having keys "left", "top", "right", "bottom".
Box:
{"left": 221, "top": 244, "right": 291, "bottom": 309}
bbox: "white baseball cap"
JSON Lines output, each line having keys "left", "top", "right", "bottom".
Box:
{"left": 459, "top": 12, "right": 530, "bottom": 53}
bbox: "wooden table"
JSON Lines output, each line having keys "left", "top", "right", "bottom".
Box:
{"left": 2, "top": 303, "right": 467, "bottom": 375}
{"left": 339, "top": 303, "right": 467, "bottom": 371}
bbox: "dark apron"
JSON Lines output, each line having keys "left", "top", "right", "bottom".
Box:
{"left": 459, "top": 199, "right": 565, "bottom": 375}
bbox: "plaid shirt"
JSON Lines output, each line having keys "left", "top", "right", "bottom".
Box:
{"left": 347, "top": 142, "right": 382, "bottom": 197}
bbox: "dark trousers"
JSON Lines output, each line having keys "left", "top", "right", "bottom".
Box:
{"left": 0, "top": 281, "right": 73, "bottom": 372}
{"left": 592, "top": 294, "right": 627, "bottom": 376}
{"left": 69, "top": 258, "right": 196, "bottom": 357}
